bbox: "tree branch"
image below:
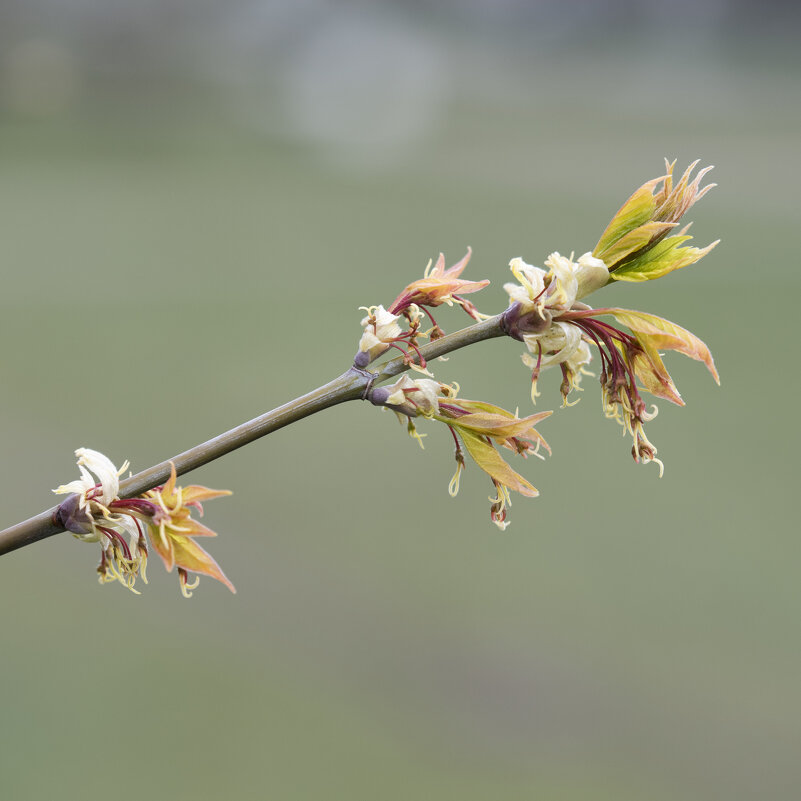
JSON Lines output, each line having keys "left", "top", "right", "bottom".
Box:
{"left": 0, "top": 314, "right": 506, "bottom": 556}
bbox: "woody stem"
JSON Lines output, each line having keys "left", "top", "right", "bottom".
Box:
{"left": 0, "top": 314, "right": 506, "bottom": 556}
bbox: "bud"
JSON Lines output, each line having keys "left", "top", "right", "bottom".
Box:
{"left": 593, "top": 159, "right": 718, "bottom": 282}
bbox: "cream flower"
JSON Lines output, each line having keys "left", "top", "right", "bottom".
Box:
{"left": 504, "top": 253, "right": 608, "bottom": 402}
{"left": 521, "top": 321, "right": 582, "bottom": 372}
{"left": 382, "top": 375, "right": 448, "bottom": 416}
{"left": 542, "top": 252, "right": 579, "bottom": 309}
{"left": 504, "top": 251, "right": 608, "bottom": 315}
{"left": 357, "top": 305, "right": 402, "bottom": 363}
{"left": 54, "top": 448, "right": 148, "bottom": 593}
{"left": 504, "top": 257, "right": 547, "bottom": 309}
{"left": 53, "top": 447, "right": 130, "bottom": 541}
{"left": 574, "top": 253, "right": 609, "bottom": 299}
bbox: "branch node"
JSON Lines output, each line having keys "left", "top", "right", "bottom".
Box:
{"left": 348, "top": 366, "right": 380, "bottom": 399}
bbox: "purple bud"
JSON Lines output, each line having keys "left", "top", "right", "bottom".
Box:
{"left": 501, "top": 302, "right": 552, "bottom": 340}
{"left": 352, "top": 350, "right": 371, "bottom": 369}
{"left": 55, "top": 493, "right": 94, "bottom": 535}
{"left": 369, "top": 387, "right": 392, "bottom": 406}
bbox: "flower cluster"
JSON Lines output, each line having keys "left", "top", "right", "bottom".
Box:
{"left": 54, "top": 448, "right": 234, "bottom": 597}
{"left": 502, "top": 161, "right": 719, "bottom": 472}
{"left": 360, "top": 159, "right": 719, "bottom": 525}
{"left": 356, "top": 249, "right": 553, "bottom": 527}
{"left": 354, "top": 250, "right": 489, "bottom": 371}
{"left": 370, "top": 376, "right": 550, "bottom": 529}
{"left": 503, "top": 251, "right": 609, "bottom": 402}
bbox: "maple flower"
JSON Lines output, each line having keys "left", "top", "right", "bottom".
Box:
{"left": 54, "top": 448, "right": 145, "bottom": 592}
{"left": 354, "top": 249, "right": 489, "bottom": 372}
{"left": 499, "top": 160, "right": 720, "bottom": 472}
{"left": 53, "top": 447, "right": 129, "bottom": 536}
{"left": 502, "top": 251, "right": 608, "bottom": 402}
{"left": 387, "top": 248, "right": 490, "bottom": 326}
{"left": 556, "top": 305, "right": 718, "bottom": 473}
{"left": 54, "top": 450, "right": 233, "bottom": 596}
{"left": 355, "top": 304, "right": 403, "bottom": 366}
{"left": 505, "top": 265, "right": 717, "bottom": 470}
{"left": 354, "top": 303, "right": 433, "bottom": 372}
{"left": 371, "top": 376, "right": 551, "bottom": 529}
{"left": 503, "top": 253, "right": 719, "bottom": 472}
{"left": 381, "top": 375, "right": 448, "bottom": 416}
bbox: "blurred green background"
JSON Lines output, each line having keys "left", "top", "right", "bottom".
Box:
{"left": 1, "top": 3, "right": 799, "bottom": 799}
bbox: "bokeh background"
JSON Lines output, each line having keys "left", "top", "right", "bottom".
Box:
{"left": 2, "top": 2, "right": 799, "bottom": 799}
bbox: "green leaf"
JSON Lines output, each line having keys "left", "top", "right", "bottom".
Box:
{"left": 600, "top": 221, "right": 677, "bottom": 270}
{"left": 594, "top": 178, "right": 660, "bottom": 259}
{"left": 444, "top": 410, "right": 552, "bottom": 441}
{"left": 458, "top": 430, "right": 539, "bottom": 497}
{"left": 610, "top": 235, "right": 718, "bottom": 282}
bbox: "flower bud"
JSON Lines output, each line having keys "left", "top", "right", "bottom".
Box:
{"left": 55, "top": 493, "right": 94, "bottom": 536}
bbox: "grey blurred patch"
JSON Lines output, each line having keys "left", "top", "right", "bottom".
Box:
{"left": 2, "top": 38, "right": 82, "bottom": 117}
{"left": 279, "top": 11, "right": 449, "bottom": 167}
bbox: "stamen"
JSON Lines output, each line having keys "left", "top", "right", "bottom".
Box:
{"left": 407, "top": 420, "right": 427, "bottom": 449}
{"left": 448, "top": 462, "right": 463, "bottom": 497}
{"left": 179, "top": 569, "right": 201, "bottom": 599}
{"left": 530, "top": 341, "right": 543, "bottom": 402}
